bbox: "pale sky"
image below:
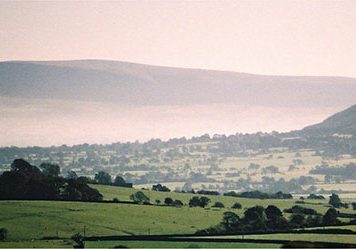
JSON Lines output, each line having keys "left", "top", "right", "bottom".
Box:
{"left": 1, "top": 0, "right": 356, "bottom": 77}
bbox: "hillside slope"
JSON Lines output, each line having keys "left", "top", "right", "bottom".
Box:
{"left": 1, "top": 60, "right": 356, "bottom": 107}
{"left": 1, "top": 60, "right": 356, "bottom": 146}
{"left": 301, "top": 104, "right": 356, "bottom": 135}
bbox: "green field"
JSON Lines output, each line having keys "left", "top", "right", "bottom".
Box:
{"left": 0, "top": 239, "right": 280, "bottom": 248}
{"left": 0, "top": 200, "right": 224, "bottom": 240}
{"left": 92, "top": 184, "right": 340, "bottom": 216}
{"left": 85, "top": 240, "right": 280, "bottom": 248}
{"left": 241, "top": 233, "right": 356, "bottom": 244}
{"left": 0, "top": 185, "right": 354, "bottom": 248}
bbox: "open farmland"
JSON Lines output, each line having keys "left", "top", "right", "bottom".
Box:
{"left": 0, "top": 184, "right": 355, "bottom": 248}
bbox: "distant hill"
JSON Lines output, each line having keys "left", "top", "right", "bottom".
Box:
{"left": 1, "top": 59, "right": 356, "bottom": 107}
{"left": 301, "top": 104, "right": 356, "bottom": 135}
{"left": 1, "top": 59, "right": 356, "bottom": 146}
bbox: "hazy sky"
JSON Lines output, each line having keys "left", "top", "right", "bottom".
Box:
{"left": 1, "top": 0, "right": 356, "bottom": 77}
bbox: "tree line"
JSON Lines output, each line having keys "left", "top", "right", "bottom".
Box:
{"left": 0, "top": 159, "right": 102, "bottom": 201}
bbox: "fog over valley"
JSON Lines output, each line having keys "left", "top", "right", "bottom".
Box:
{"left": 0, "top": 97, "right": 343, "bottom": 147}
{"left": 1, "top": 60, "right": 355, "bottom": 146}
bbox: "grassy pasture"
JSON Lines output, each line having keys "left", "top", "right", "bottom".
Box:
{"left": 0, "top": 240, "right": 72, "bottom": 248}
{"left": 200, "top": 233, "right": 356, "bottom": 245}
{"left": 92, "top": 184, "right": 336, "bottom": 215}
{"left": 243, "top": 233, "right": 356, "bottom": 244}
{"left": 0, "top": 185, "right": 353, "bottom": 248}
{"left": 0, "top": 239, "right": 280, "bottom": 248}
{"left": 0, "top": 185, "right": 331, "bottom": 240}
{"left": 85, "top": 240, "right": 280, "bottom": 248}
{"left": 0, "top": 200, "right": 224, "bottom": 241}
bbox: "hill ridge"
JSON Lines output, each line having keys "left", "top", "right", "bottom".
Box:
{"left": 301, "top": 104, "right": 356, "bottom": 135}
{"left": 1, "top": 60, "right": 356, "bottom": 108}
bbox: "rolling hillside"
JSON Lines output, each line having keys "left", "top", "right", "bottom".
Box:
{"left": 1, "top": 60, "right": 356, "bottom": 107}
{"left": 1, "top": 60, "right": 356, "bottom": 146}
{"left": 301, "top": 104, "right": 356, "bottom": 135}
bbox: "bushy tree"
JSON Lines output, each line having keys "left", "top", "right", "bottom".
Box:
{"left": 188, "top": 196, "right": 211, "bottom": 208}
{"left": 244, "top": 206, "right": 266, "bottom": 221}
{"left": 130, "top": 191, "right": 149, "bottom": 204}
{"left": 164, "top": 197, "right": 173, "bottom": 206}
{"left": 231, "top": 202, "right": 242, "bottom": 209}
{"left": 352, "top": 202, "right": 356, "bottom": 210}
{"left": 265, "top": 205, "right": 288, "bottom": 230}
{"left": 212, "top": 202, "right": 225, "bottom": 208}
{"left": 221, "top": 212, "right": 240, "bottom": 230}
{"left": 39, "top": 163, "right": 60, "bottom": 177}
{"left": 172, "top": 199, "right": 183, "bottom": 207}
{"left": 284, "top": 205, "right": 319, "bottom": 215}
{"left": 199, "top": 196, "right": 211, "bottom": 207}
{"left": 0, "top": 228, "right": 8, "bottom": 241}
{"left": 152, "top": 183, "right": 170, "bottom": 192}
{"left": 94, "top": 171, "right": 112, "bottom": 185}
{"left": 0, "top": 159, "right": 102, "bottom": 202}
{"left": 67, "top": 170, "right": 78, "bottom": 179}
{"left": 329, "top": 193, "right": 342, "bottom": 208}
{"left": 62, "top": 178, "right": 103, "bottom": 201}
{"left": 113, "top": 175, "right": 132, "bottom": 188}
{"left": 289, "top": 214, "right": 305, "bottom": 228}
{"left": 322, "top": 208, "right": 340, "bottom": 226}
{"left": 11, "top": 159, "right": 41, "bottom": 174}
{"left": 265, "top": 205, "right": 282, "bottom": 220}
{"left": 114, "top": 175, "right": 126, "bottom": 185}
{"left": 305, "top": 215, "right": 322, "bottom": 227}
{"left": 71, "top": 233, "right": 84, "bottom": 248}
{"left": 243, "top": 206, "right": 267, "bottom": 231}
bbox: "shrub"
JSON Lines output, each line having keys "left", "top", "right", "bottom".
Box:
{"left": 307, "top": 194, "right": 325, "bottom": 200}
{"left": 231, "top": 202, "right": 242, "bottom": 209}
{"left": 0, "top": 228, "right": 8, "bottom": 241}
{"left": 152, "top": 183, "right": 170, "bottom": 192}
{"left": 172, "top": 199, "right": 184, "bottom": 207}
{"left": 329, "top": 193, "right": 342, "bottom": 208}
{"left": 352, "top": 202, "right": 356, "bottom": 210}
{"left": 71, "top": 233, "right": 84, "bottom": 247}
{"left": 212, "top": 202, "right": 225, "bottom": 208}
{"left": 197, "top": 190, "right": 219, "bottom": 196}
{"left": 322, "top": 208, "right": 340, "bottom": 226}
{"left": 284, "top": 205, "right": 319, "bottom": 215}
{"left": 189, "top": 196, "right": 211, "bottom": 208}
{"left": 164, "top": 197, "right": 174, "bottom": 206}
{"left": 234, "top": 191, "right": 292, "bottom": 199}
{"left": 130, "top": 191, "right": 150, "bottom": 204}
{"left": 289, "top": 214, "right": 305, "bottom": 228}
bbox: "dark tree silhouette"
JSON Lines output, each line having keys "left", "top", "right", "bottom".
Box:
{"left": 212, "top": 202, "right": 225, "bottom": 208}
{"left": 39, "top": 163, "right": 60, "bottom": 177}
{"left": 0, "top": 159, "right": 102, "bottom": 201}
{"left": 188, "top": 196, "right": 211, "bottom": 208}
{"left": 94, "top": 171, "right": 112, "bottom": 185}
{"left": 0, "top": 228, "right": 7, "bottom": 241}
{"left": 322, "top": 208, "right": 340, "bottom": 226}
{"left": 329, "top": 193, "right": 342, "bottom": 208}
{"left": 164, "top": 197, "right": 173, "bottom": 206}
{"left": 222, "top": 212, "right": 240, "bottom": 230}
{"left": 231, "top": 202, "right": 242, "bottom": 209}
{"left": 130, "top": 191, "right": 149, "bottom": 204}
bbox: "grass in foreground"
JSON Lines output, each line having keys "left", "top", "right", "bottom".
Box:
{"left": 91, "top": 184, "right": 336, "bottom": 216}
{"left": 85, "top": 240, "right": 280, "bottom": 248}
{"left": 0, "top": 200, "right": 223, "bottom": 241}
{"left": 0, "top": 185, "right": 354, "bottom": 248}
{"left": 217, "top": 233, "right": 356, "bottom": 244}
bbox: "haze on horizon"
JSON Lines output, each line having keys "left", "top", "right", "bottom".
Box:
{"left": 1, "top": 0, "right": 356, "bottom": 77}
{"left": 1, "top": 1, "right": 356, "bottom": 147}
